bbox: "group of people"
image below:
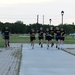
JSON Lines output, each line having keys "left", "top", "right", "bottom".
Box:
{"left": 30, "top": 27, "right": 65, "bottom": 49}
{"left": 1, "top": 26, "right": 65, "bottom": 49}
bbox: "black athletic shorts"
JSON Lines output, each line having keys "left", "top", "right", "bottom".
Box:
{"left": 55, "top": 36, "right": 61, "bottom": 41}
{"left": 45, "top": 36, "right": 51, "bottom": 41}
{"left": 60, "top": 37, "right": 65, "bottom": 41}
{"left": 50, "top": 37, "right": 54, "bottom": 40}
{"left": 4, "top": 35, "right": 9, "bottom": 40}
{"left": 30, "top": 37, "right": 35, "bottom": 41}
{"left": 38, "top": 36, "right": 44, "bottom": 40}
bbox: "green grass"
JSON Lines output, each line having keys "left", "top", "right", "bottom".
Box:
{"left": 65, "top": 37, "right": 75, "bottom": 44}
{"left": 0, "top": 36, "right": 5, "bottom": 47}
{"left": 10, "top": 34, "right": 75, "bottom": 44}
{"left": 0, "top": 34, "right": 75, "bottom": 47}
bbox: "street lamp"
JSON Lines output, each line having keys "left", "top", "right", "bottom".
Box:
{"left": 61, "top": 11, "right": 64, "bottom": 25}
{"left": 49, "top": 19, "right": 52, "bottom": 25}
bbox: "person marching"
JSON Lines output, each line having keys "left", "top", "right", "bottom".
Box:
{"left": 45, "top": 28, "right": 50, "bottom": 49}
{"left": 55, "top": 27, "right": 61, "bottom": 49}
{"left": 2, "top": 26, "right": 10, "bottom": 47}
{"left": 30, "top": 28, "right": 35, "bottom": 49}
{"left": 38, "top": 27, "right": 44, "bottom": 48}
{"left": 60, "top": 28, "right": 65, "bottom": 47}
{"left": 50, "top": 27, "right": 55, "bottom": 47}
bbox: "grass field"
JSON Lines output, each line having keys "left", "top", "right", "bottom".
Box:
{"left": 0, "top": 34, "right": 75, "bottom": 47}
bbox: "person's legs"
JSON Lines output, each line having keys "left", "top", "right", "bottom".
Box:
{"left": 58, "top": 39, "right": 60, "bottom": 49}
{"left": 6, "top": 35, "right": 10, "bottom": 47}
{"left": 39, "top": 40, "right": 41, "bottom": 45}
{"left": 60, "top": 37, "right": 64, "bottom": 48}
{"left": 56, "top": 36, "right": 58, "bottom": 48}
{"left": 51, "top": 39, "right": 54, "bottom": 47}
{"left": 46, "top": 40, "right": 49, "bottom": 49}
{"left": 39, "top": 37, "right": 41, "bottom": 45}
{"left": 45, "top": 36, "right": 49, "bottom": 49}
{"left": 56, "top": 36, "right": 61, "bottom": 49}
{"left": 41, "top": 36, "right": 44, "bottom": 47}
{"left": 56, "top": 40, "right": 58, "bottom": 48}
{"left": 61, "top": 37, "right": 64, "bottom": 45}
{"left": 32, "top": 40, "right": 34, "bottom": 49}
{"left": 49, "top": 37, "right": 51, "bottom": 47}
{"left": 30, "top": 37, "right": 32, "bottom": 46}
{"left": 56, "top": 39, "right": 60, "bottom": 49}
{"left": 7, "top": 39, "right": 10, "bottom": 47}
{"left": 5, "top": 39, "right": 9, "bottom": 47}
{"left": 40, "top": 39, "right": 43, "bottom": 47}
{"left": 4, "top": 36, "right": 7, "bottom": 47}
{"left": 31, "top": 37, "right": 35, "bottom": 49}
{"left": 61, "top": 40, "right": 62, "bottom": 44}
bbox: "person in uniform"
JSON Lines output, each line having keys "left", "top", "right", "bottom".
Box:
{"left": 2, "top": 26, "right": 10, "bottom": 47}
{"left": 49, "top": 27, "right": 55, "bottom": 47}
{"left": 55, "top": 27, "right": 61, "bottom": 49}
{"left": 38, "top": 27, "right": 44, "bottom": 48}
{"left": 60, "top": 28, "right": 65, "bottom": 46}
{"left": 45, "top": 28, "right": 50, "bottom": 49}
{"left": 30, "top": 28, "right": 35, "bottom": 49}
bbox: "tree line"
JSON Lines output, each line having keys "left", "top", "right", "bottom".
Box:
{"left": 0, "top": 21, "right": 75, "bottom": 34}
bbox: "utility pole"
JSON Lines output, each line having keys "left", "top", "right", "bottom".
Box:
{"left": 43, "top": 15, "right": 44, "bottom": 25}
{"left": 36, "top": 15, "right": 39, "bottom": 33}
{"left": 37, "top": 15, "right": 39, "bottom": 24}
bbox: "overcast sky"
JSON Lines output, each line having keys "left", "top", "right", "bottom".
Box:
{"left": 0, "top": 0, "right": 75, "bottom": 25}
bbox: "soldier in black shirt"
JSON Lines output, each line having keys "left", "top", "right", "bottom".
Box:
{"left": 38, "top": 27, "right": 44, "bottom": 48}
{"left": 49, "top": 27, "right": 55, "bottom": 47}
{"left": 45, "top": 28, "right": 50, "bottom": 49}
{"left": 30, "top": 28, "right": 35, "bottom": 49}
{"left": 55, "top": 27, "right": 61, "bottom": 49}
{"left": 2, "top": 27, "right": 10, "bottom": 47}
{"left": 60, "top": 28, "right": 65, "bottom": 45}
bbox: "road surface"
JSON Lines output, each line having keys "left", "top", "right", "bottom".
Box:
{"left": 20, "top": 44, "right": 75, "bottom": 75}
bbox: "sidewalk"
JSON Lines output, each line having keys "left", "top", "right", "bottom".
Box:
{"left": 0, "top": 43, "right": 22, "bottom": 75}
{"left": 20, "top": 44, "right": 75, "bottom": 75}
{"left": 61, "top": 44, "right": 75, "bottom": 55}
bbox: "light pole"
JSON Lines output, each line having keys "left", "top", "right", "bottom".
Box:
{"left": 36, "top": 15, "right": 39, "bottom": 33}
{"left": 37, "top": 15, "right": 39, "bottom": 24}
{"left": 61, "top": 11, "right": 64, "bottom": 25}
{"left": 43, "top": 15, "right": 44, "bottom": 25}
{"left": 49, "top": 19, "right": 52, "bottom": 25}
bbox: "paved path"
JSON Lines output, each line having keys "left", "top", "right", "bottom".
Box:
{"left": 0, "top": 43, "right": 22, "bottom": 75}
{"left": 20, "top": 44, "right": 75, "bottom": 75}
